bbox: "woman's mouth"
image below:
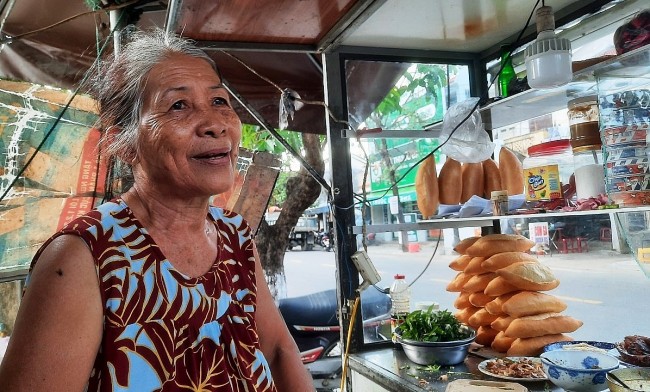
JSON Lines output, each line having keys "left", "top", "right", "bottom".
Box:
{"left": 193, "top": 150, "right": 230, "bottom": 163}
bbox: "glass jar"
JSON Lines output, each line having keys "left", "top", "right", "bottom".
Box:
{"left": 573, "top": 146, "right": 605, "bottom": 199}
{"left": 523, "top": 139, "right": 574, "bottom": 202}
{"left": 568, "top": 96, "right": 601, "bottom": 152}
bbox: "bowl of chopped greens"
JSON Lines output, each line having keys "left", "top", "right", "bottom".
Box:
{"left": 395, "top": 308, "right": 476, "bottom": 366}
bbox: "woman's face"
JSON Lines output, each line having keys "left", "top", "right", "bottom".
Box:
{"left": 136, "top": 53, "right": 242, "bottom": 198}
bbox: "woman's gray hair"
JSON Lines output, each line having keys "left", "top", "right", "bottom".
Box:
{"left": 90, "top": 28, "right": 218, "bottom": 165}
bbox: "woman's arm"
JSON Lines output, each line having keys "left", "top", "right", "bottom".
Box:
{"left": 0, "top": 235, "right": 103, "bottom": 392}
{"left": 253, "top": 245, "right": 315, "bottom": 391}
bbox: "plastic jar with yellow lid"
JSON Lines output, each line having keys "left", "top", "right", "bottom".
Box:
{"left": 523, "top": 139, "right": 574, "bottom": 202}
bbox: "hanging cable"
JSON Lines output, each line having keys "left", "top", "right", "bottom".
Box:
{"left": 337, "top": 0, "right": 543, "bottom": 213}
{"left": 340, "top": 293, "right": 360, "bottom": 392}
{"left": 0, "top": 0, "right": 140, "bottom": 45}
{"left": 0, "top": 14, "right": 123, "bottom": 204}
{"left": 216, "top": 50, "right": 351, "bottom": 127}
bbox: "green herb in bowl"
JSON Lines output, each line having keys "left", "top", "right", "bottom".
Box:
{"left": 399, "top": 309, "right": 471, "bottom": 342}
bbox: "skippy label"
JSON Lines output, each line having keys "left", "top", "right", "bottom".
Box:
{"left": 525, "top": 164, "right": 562, "bottom": 201}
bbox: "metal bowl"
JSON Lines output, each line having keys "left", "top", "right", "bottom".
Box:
{"left": 607, "top": 368, "right": 650, "bottom": 392}
{"left": 396, "top": 328, "right": 476, "bottom": 366}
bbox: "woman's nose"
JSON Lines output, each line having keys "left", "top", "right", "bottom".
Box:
{"left": 197, "top": 108, "right": 228, "bottom": 137}
{"left": 201, "top": 127, "right": 226, "bottom": 137}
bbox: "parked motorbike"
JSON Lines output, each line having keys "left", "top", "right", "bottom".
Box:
{"left": 315, "top": 230, "right": 332, "bottom": 251}
{"left": 278, "top": 287, "right": 391, "bottom": 391}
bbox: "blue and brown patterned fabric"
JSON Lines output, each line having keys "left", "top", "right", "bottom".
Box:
{"left": 29, "top": 199, "right": 277, "bottom": 391}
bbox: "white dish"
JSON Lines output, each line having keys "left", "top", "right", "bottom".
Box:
{"left": 478, "top": 357, "right": 548, "bottom": 382}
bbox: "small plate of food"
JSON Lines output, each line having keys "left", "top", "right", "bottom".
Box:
{"left": 478, "top": 357, "right": 548, "bottom": 381}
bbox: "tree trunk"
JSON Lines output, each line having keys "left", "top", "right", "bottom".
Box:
{"left": 380, "top": 140, "right": 409, "bottom": 252}
{"left": 255, "top": 133, "right": 324, "bottom": 296}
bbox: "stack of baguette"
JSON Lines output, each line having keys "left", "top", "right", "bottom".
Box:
{"left": 447, "top": 234, "right": 582, "bottom": 356}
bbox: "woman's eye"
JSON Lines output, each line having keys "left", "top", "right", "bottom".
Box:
{"left": 170, "top": 101, "right": 188, "bottom": 111}
{"left": 213, "top": 97, "right": 229, "bottom": 106}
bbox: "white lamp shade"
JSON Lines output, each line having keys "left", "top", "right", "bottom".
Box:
{"left": 525, "top": 50, "right": 573, "bottom": 88}
{"left": 524, "top": 27, "right": 573, "bottom": 89}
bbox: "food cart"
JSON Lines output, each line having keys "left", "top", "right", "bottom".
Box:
{"left": 1, "top": 0, "right": 649, "bottom": 390}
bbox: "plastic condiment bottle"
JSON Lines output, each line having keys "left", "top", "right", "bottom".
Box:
{"left": 573, "top": 146, "right": 605, "bottom": 199}
{"left": 389, "top": 274, "right": 411, "bottom": 343}
{"left": 491, "top": 190, "right": 509, "bottom": 215}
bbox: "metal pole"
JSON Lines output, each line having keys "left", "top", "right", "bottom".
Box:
{"left": 109, "top": 9, "right": 123, "bottom": 57}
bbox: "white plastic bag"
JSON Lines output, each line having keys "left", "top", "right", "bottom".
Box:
{"left": 440, "top": 98, "right": 494, "bottom": 163}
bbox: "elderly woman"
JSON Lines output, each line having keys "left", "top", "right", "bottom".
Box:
{"left": 0, "top": 30, "right": 313, "bottom": 391}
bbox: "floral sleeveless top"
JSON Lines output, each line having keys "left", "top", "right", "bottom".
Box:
{"left": 29, "top": 199, "right": 277, "bottom": 392}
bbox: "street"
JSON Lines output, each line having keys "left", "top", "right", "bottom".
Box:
{"left": 279, "top": 242, "right": 650, "bottom": 344}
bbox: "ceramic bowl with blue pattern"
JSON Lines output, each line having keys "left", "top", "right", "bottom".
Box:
{"left": 540, "top": 350, "right": 620, "bottom": 392}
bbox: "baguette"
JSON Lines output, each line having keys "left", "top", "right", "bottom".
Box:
{"left": 492, "top": 331, "right": 516, "bottom": 353}
{"left": 455, "top": 306, "right": 480, "bottom": 325}
{"left": 461, "top": 162, "right": 484, "bottom": 204}
{"left": 453, "top": 237, "right": 480, "bottom": 255}
{"left": 449, "top": 254, "right": 472, "bottom": 271}
{"left": 465, "top": 234, "right": 535, "bottom": 257}
{"left": 476, "top": 325, "right": 499, "bottom": 347}
{"left": 438, "top": 157, "right": 462, "bottom": 204}
{"left": 463, "top": 272, "right": 497, "bottom": 293}
{"left": 504, "top": 313, "right": 583, "bottom": 338}
{"left": 454, "top": 292, "right": 471, "bottom": 309}
{"left": 491, "top": 315, "right": 515, "bottom": 332}
{"left": 497, "top": 262, "right": 560, "bottom": 291}
{"left": 482, "top": 252, "right": 539, "bottom": 272}
{"left": 482, "top": 159, "right": 502, "bottom": 199}
{"left": 415, "top": 155, "right": 439, "bottom": 218}
{"left": 468, "top": 308, "right": 499, "bottom": 328}
{"left": 484, "top": 276, "right": 520, "bottom": 296}
{"left": 446, "top": 272, "right": 472, "bottom": 292}
{"left": 499, "top": 146, "right": 525, "bottom": 196}
{"left": 464, "top": 256, "right": 488, "bottom": 275}
{"left": 484, "top": 291, "right": 521, "bottom": 315}
{"left": 501, "top": 291, "right": 567, "bottom": 317}
{"left": 507, "top": 334, "right": 574, "bottom": 357}
{"left": 469, "top": 292, "right": 494, "bottom": 307}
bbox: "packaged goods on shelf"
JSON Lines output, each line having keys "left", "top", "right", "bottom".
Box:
{"left": 599, "top": 89, "right": 650, "bottom": 206}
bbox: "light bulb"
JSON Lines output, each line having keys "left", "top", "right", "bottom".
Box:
{"left": 524, "top": 6, "right": 573, "bottom": 89}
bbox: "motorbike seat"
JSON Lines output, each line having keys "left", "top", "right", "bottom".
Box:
{"left": 279, "top": 289, "right": 338, "bottom": 327}
{"left": 278, "top": 288, "right": 391, "bottom": 328}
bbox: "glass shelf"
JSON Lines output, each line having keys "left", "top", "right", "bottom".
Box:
{"left": 480, "top": 45, "right": 650, "bottom": 130}
{"left": 612, "top": 209, "right": 650, "bottom": 279}
{"left": 352, "top": 206, "right": 650, "bottom": 234}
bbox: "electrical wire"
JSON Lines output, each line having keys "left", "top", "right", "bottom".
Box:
{"left": 0, "top": 0, "right": 140, "bottom": 45}
{"left": 337, "top": 0, "right": 543, "bottom": 212}
{"left": 408, "top": 231, "right": 442, "bottom": 288}
{"left": 340, "top": 0, "right": 544, "bottom": 297}
{"left": 340, "top": 294, "right": 360, "bottom": 392}
{"left": 0, "top": 17, "right": 123, "bottom": 204}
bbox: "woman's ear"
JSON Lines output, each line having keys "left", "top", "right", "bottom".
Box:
{"left": 105, "top": 126, "right": 138, "bottom": 165}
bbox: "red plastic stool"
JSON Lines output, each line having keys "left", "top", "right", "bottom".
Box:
{"left": 576, "top": 237, "right": 588, "bottom": 253}
{"left": 600, "top": 228, "right": 612, "bottom": 241}
{"left": 560, "top": 238, "right": 575, "bottom": 253}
